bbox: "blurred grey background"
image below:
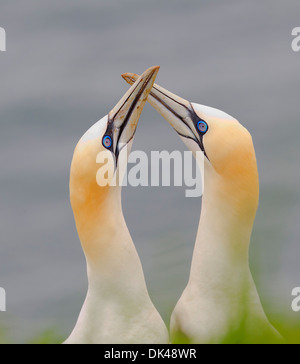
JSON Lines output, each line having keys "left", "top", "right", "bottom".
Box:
{"left": 0, "top": 0, "right": 300, "bottom": 342}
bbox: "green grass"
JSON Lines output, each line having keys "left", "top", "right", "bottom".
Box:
{"left": 0, "top": 311, "right": 299, "bottom": 344}
{"left": 27, "top": 329, "right": 64, "bottom": 344}
{"left": 0, "top": 327, "right": 64, "bottom": 345}
{"left": 2, "top": 318, "right": 298, "bottom": 344}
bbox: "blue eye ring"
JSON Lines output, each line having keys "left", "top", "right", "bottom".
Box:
{"left": 197, "top": 120, "right": 208, "bottom": 134}
{"left": 102, "top": 135, "right": 112, "bottom": 149}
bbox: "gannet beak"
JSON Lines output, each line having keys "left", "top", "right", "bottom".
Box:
{"left": 107, "top": 66, "right": 159, "bottom": 159}
{"left": 121, "top": 72, "right": 206, "bottom": 153}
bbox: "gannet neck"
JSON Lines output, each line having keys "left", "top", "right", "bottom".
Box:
{"left": 190, "top": 173, "right": 254, "bottom": 292}
{"left": 67, "top": 219, "right": 161, "bottom": 343}
{"left": 65, "top": 66, "right": 169, "bottom": 344}
{"left": 66, "top": 139, "right": 168, "bottom": 344}
{"left": 66, "top": 189, "right": 168, "bottom": 344}
{"left": 171, "top": 165, "right": 282, "bottom": 344}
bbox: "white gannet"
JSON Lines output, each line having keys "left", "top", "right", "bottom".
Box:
{"left": 122, "top": 73, "right": 283, "bottom": 344}
{"left": 65, "top": 66, "right": 169, "bottom": 344}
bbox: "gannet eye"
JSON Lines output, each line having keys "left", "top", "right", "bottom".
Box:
{"left": 197, "top": 121, "right": 208, "bottom": 134}
{"left": 102, "top": 135, "right": 112, "bottom": 149}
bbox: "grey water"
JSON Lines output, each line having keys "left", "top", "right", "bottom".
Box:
{"left": 0, "top": 0, "right": 300, "bottom": 342}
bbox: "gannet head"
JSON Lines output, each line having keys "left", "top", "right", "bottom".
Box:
{"left": 70, "top": 66, "right": 159, "bottom": 260}
{"left": 122, "top": 73, "right": 259, "bottom": 224}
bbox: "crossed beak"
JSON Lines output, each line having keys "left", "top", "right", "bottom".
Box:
{"left": 121, "top": 72, "right": 207, "bottom": 155}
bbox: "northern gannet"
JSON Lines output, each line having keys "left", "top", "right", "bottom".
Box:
{"left": 122, "top": 73, "right": 283, "bottom": 344}
{"left": 65, "top": 66, "right": 169, "bottom": 344}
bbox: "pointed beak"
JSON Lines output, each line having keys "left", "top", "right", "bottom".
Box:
{"left": 121, "top": 72, "right": 202, "bottom": 145}
{"left": 108, "top": 66, "right": 159, "bottom": 153}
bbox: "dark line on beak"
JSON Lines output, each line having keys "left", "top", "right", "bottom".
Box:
{"left": 176, "top": 130, "right": 209, "bottom": 160}
{"left": 150, "top": 92, "right": 192, "bottom": 130}
{"left": 109, "top": 76, "right": 145, "bottom": 124}
{"left": 152, "top": 85, "right": 190, "bottom": 109}
{"left": 114, "top": 70, "right": 155, "bottom": 164}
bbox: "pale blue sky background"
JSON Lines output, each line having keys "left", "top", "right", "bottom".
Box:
{"left": 0, "top": 0, "right": 300, "bottom": 342}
